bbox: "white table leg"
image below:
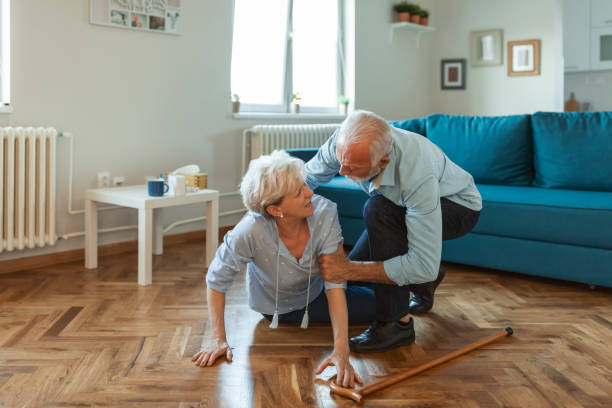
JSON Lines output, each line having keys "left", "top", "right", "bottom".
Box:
{"left": 84, "top": 199, "right": 98, "bottom": 268}
{"left": 205, "top": 198, "right": 219, "bottom": 267}
{"left": 152, "top": 208, "right": 163, "bottom": 255}
{"left": 138, "top": 208, "right": 153, "bottom": 286}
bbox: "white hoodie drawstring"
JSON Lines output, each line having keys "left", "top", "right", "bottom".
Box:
{"left": 300, "top": 242, "right": 313, "bottom": 329}
{"left": 269, "top": 235, "right": 281, "bottom": 329}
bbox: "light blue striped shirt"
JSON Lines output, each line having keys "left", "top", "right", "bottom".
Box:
{"left": 305, "top": 127, "right": 482, "bottom": 286}
{"left": 206, "top": 195, "right": 346, "bottom": 315}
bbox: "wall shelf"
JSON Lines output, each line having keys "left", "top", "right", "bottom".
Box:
{"left": 390, "top": 22, "right": 436, "bottom": 46}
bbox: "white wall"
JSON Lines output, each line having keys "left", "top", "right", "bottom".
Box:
{"left": 430, "top": 0, "right": 564, "bottom": 115}
{"left": 565, "top": 71, "right": 612, "bottom": 111}
{"left": 354, "top": 0, "right": 436, "bottom": 120}
{"left": 0, "top": 0, "right": 341, "bottom": 262}
{"left": 0, "top": 0, "right": 567, "bottom": 262}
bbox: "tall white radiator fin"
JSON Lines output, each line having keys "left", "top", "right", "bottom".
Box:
{"left": 243, "top": 124, "right": 340, "bottom": 175}
{"left": 1, "top": 127, "right": 57, "bottom": 253}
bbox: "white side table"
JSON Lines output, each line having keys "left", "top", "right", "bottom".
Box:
{"left": 84, "top": 185, "right": 219, "bottom": 285}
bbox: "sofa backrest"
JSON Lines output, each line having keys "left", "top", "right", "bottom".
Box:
{"left": 288, "top": 112, "right": 611, "bottom": 192}
{"left": 389, "top": 118, "right": 427, "bottom": 136}
{"left": 531, "top": 111, "right": 612, "bottom": 192}
{"left": 426, "top": 114, "right": 533, "bottom": 186}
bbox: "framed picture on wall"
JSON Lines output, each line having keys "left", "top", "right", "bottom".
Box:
{"left": 508, "top": 39, "right": 541, "bottom": 76}
{"left": 470, "top": 29, "right": 503, "bottom": 67}
{"left": 90, "top": 0, "right": 182, "bottom": 35}
{"left": 441, "top": 59, "right": 466, "bottom": 90}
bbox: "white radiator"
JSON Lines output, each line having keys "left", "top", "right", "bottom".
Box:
{"left": 242, "top": 124, "right": 339, "bottom": 175}
{"left": 1, "top": 127, "right": 57, "bottom": 252}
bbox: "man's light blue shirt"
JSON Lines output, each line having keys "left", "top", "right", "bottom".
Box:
{"left": 305, "top": 127, "right": 482, "bottom": 286}
{"left": 206, "top": 195, "right": 346, "bottom": 315}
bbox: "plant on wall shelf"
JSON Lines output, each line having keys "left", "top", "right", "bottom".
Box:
{"left": 291, "top": 92, "right": 301, "bottom": 114}
{"left": 408, "top": 4, "right": 421, "bottom": 24}
{"left": 393, "top": 1, "right": 412, "bottom": 22}
{"left": 418, "top": 8, "right": 430, "bottom": 26}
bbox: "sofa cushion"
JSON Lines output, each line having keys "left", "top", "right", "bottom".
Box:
{"left": 473, "top": 184, "right": 612, "bottom": 250}
{"left": 426, "top": 114, "right": 533, "bottom": 186}
{"left": 442, "top": 233, "right": 612, "bottom": 287}
{"left": 531, "top": 111, "right": 612, "bottom": 191}
{"left": 389, "top": 117, "right": 427, "bottom": 136}
{"left": 315, "top": 176, "right": 367, "bottom": 219}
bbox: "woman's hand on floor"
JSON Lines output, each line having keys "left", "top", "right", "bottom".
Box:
{"left": 315, "top": 348, "right": 363, "bottom": 388}
{"left": 192, "top": 338, "right": 233, "bottom": 367}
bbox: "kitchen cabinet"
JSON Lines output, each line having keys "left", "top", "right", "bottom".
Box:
{"left": 563, "top": 0, "right": 590, "bottom": 71}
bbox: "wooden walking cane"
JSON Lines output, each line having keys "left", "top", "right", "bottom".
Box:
{"left": 328, "top": 327, "right": 514, "bottom": 403}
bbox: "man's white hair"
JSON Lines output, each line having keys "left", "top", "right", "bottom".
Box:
{"left": 240, "top": 150, "right": 306, "bottom": 218}
{"left": 337, "top": 110, "right": 393, "bottom": 165}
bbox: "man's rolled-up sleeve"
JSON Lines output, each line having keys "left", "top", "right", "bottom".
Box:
{"left": 305, "top": 130, "right": 342, "bottom": 190}
{"left": 383, "top": 176, "right": 442, "bottom": 286}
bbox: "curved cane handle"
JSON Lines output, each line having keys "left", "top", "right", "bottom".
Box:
{"left": 329, "top": 381, "right": 363, "bottom": 403}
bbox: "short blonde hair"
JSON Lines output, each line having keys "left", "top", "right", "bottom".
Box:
{"left": 240, "top": 150, "right": 306, "bottom": 218}
{"left": 338, "top": 110, "right": 393, "bottom": 165}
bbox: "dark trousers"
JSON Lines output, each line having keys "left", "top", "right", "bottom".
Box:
{"left": 348, "top": 195, "right": 480, "bottom": 322}
{"left": 262, "top": 285, "right": 377, "bottom": 323}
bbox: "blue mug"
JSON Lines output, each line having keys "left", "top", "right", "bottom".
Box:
{"left": 148, "top": 179, "right": 168, "bottom": 197}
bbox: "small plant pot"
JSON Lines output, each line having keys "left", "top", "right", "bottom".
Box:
{"left": 232, "top": 101, "right": 240, "bottom": 113}
{"left": 291, "top": 103, "right": 300, "bottom": 114}
{"left": 397, "top": 12, "right": 410, "bottom": 22}
{"left": 339, "top": 104, "right": 348, "bottom": 115}
{"left": 410, "top": 14, "right": 420, "bottom": 24}
{"left": 420, "top": 17, "right": 429, "bottom": 26}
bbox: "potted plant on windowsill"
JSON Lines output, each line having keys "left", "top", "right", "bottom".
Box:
{"left": 393, "top": 1, "right": 412, "bottom": 23}
{"left": 291, "top": 92, "right": 301, "bottom": 114}
{"left": 419, "top": 8, "right": 430, "bottom": 26}
{"left": 338, "top": 95, "right": 349, "bottom": 115}
{"left": 231, "top": 93, "right": 240, "bottom": 113}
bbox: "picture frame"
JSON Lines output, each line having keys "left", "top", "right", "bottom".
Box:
{"left": 149, "top": 15, "right": 166, "bottom": 31}
{"left": 507, "top": 39, "right": 541, "bottom": 76}
{"left": 470, "top": 29, "right": 503, "bottom": 67}
{"left": 441, "top": 59, "right": 466, "bottom": 90}
{"left": 109, "top": 9, "right": 128, "bottom": 26}
{"left": 90, "top": 0, "right": 182, "bottom": 35}
{"left": 130, "top": 13, "right": 148, "bottom": 30}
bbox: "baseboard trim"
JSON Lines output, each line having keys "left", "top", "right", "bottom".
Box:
{"left": 0, "top": 226, "right": 233, "bottom": 275}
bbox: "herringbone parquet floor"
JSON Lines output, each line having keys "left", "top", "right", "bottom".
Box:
{"left": 0, "top": 238, "right": 610, "bottom": 407}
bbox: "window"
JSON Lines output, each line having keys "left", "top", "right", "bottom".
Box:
{"left": 0, "top": 0, "right": 10, "bottom": 112}
{"left": 231, "top": 0, "right": 344, "bottom": 114}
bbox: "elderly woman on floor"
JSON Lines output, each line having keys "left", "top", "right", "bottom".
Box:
{"left": 192, "top": 150, "right": 375, "bottom": 388}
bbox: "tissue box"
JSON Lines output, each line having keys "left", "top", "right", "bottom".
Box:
{"left": 178, "top": 172, "right": 207, "bottom": 189}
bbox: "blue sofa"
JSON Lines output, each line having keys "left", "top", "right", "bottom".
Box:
{"left": 288, "top": 112, "right": 612, "bottom": 288}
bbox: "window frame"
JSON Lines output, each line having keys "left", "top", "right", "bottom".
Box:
{"left": 232, "top": 0, "right": 345, "bottom": 114}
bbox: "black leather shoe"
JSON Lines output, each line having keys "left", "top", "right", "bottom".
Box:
{"left": 408, "top": 265, "right": 446, "bottom": 314}
{"left": 349, "top": 318, "right": 416, "bottom": 353}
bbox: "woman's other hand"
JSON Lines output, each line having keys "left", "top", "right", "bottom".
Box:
{"left": 192, "top": 338, "right": 233, "bottom": 367}
{"left": 315, "top": 348, "right": 363, "bottom": 388}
